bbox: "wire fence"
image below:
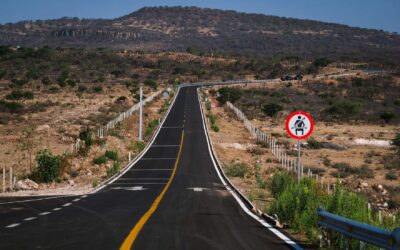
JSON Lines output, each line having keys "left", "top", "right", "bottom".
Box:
{"left": 226, "top": 101, "right": 331, "bottom": 188}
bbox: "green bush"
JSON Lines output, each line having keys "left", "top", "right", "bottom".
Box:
{"left": 106, "top": 162, "right": 120, "bottom": 177}
{"left": 380, "top": 111, "right": 395, "bottom": 123}
{"left": 129, "top": 141, "right": 145, "bottom": 153}
{"left": 33, "top": 149, "right": 61, "bottom": 183}
{"left": 392, "top": 133, "right": 400, "bottom": 150}
{"left": 93, "top": 86, "right": 103, "bottom": 93}
{"left": 226, "top": 163, "right": 247, "bottom": 178}
{"left": 386, "top": 171, "right": 397, "bottom": 180}
{"left": 211, "top": 123, "right": 220, "bottom": 132}
{"left": 145, "top": 119, "right": 159, "bottom": 137}
{"left": 105, "top": 150, "right": 118, "bottom": 161}
{"left": 216, "top": 87, "right": 243, "bottom": 104}
{"left": 326, "top": 100, "right": 361, "bottom": 116}
{"left": 144, "top": 78, "right": 157, "bottom": 90}
{"left": 5, "top": 90, "right": 34, "bottom": 100}
{"left": 93, "top": 155, "right": 107, "bottom": 165}
{"left": 0, "top": 100, "right": 24, "bottom": 113}
{"left": 262, "top": 103, "right": 283, "bottom": 117}
{"left": 307, "top": 138, "right": 322, "bottom": 149}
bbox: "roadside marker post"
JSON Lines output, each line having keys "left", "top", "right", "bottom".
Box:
{"left": 285, "top": 111, "right": 314, "bottom": 182}
{"left": 139, "top": 86, "right": 143, "bottom": 142}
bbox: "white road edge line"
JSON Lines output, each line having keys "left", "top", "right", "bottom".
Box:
{"left": 24, "top": 217, "right": 37, "bottom": 221}
{"left": 62, "top": 203, "right": 72, "bottom": 207}
{"left": 198, "top": 88, "right": 302, "bottom": 250}
{"left": 53, "top": 208, "right": 61, "bottom": 211}
{"left": 39, "top": 212, "right": 51, "bottom": 216}
{"left": 73, "top": 198, "right": 80, "bottom": 202}
{"left": 0, "top": 195, "right": 78, "bottom": 205}
{"left": 5, "top": 223, "right": 20, "bottom": 228}
{"left": 91, "top": 87, "right": 181, "bottom": 193}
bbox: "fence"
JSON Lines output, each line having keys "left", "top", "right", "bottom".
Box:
{"left": 73, "top": 89, "right": 163, "bottom": 153}
{"left": 1, "top": 166, "right": 16, "bottom": 193}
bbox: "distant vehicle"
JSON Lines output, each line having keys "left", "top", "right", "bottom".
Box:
{"left": 281, "top": 74, "right": 303, "bottom": 81}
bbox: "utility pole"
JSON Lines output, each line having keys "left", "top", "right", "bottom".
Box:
{"left": 138, "top": 86, "right": 143, "bottom": 142}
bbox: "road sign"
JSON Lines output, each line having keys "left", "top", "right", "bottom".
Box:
{"left": 285, "top": 111, "right": 314, "bottom": 140}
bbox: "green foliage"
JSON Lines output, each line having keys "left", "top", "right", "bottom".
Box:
{"left": 79, "top": 127, "right": 93, "bottom": 148}
{"left": 313, "top": 58, "right": 331, "bottom": 68}
{"left": 386, "top": 171, "right": 397, "bottom": 180}
{"left": 144, "top": 78, "right": 157, "bottom": 90}
{"left": 380, "top": 111, "right": 395, "bottom": 123}
{"left": 11, "top": 78, "right": 29, "bottom": 87}
{"left": 106, "top": 162, "right": 120, "bottom": 177}
{"left": 262, "top": 103, "right": 283, "bottom": 117}
{"left": 0, "top": 100, "right": 24, "bottom": 113}
{"left": 326, "top": 100, "right": 361, "bottom": 116}
{"left": 129, "top": 141, "right": 145, "bottom": 153}
{"left": 145, "top": 119, "right": 159, "bottom": 137}
{"left": 33, "top": 149, "right": 61, "bottom": 183}
{"left": 331, "top": 163, "right": 373, "bottom": 179}
{"left": 41, "top": 76, "right": 51, "bottom": 85}
{"left": 216, "top": 87, "right": 242, "bottom": 104}
{"left": 306, "top": 138, "right": 322, "bottom": 149}
{"left": 93, "top": 85, "right": 103, "bottom": 93}
{"left": 5, "top": 90, "right": 34, "bottom": 100}
{"left": 207, "top": 113, "right": 219, "bottom": 132}
{"left": 0, "top": 69, "right": 6, "bottom": 79}
{"left": 226, "top": 163, "right": 247, "bottom": 178}
{"left": 77, "top": 85, "right": 87, "bottom": 93}
{"left": 211, "top": 123, "right": 220, "bottom": 132}
{"left": 266, "top": 170, "right": 397, "bottom": 247}
{"left": 93, "top": 155, "right": 107, "bottom": 165}
{"left": 392, "top": 133, "right": 400, "bottom": 149}
{"left": 255, "top": 163, "right": 267, "bottom": 188}
{"left": 105, "top": 150, "right": 118, "bottom": 161}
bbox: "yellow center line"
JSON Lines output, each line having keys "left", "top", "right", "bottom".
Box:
{"left": 120, "top": 130, "right": 185, "bottom": 250}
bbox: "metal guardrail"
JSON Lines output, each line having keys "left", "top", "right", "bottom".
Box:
{"left": 317, "top": 208, "right": 400, "bottom": 250}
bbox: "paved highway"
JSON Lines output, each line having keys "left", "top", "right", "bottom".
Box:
{"left": 0, "top": 87, "right": 299, "bottom": 249}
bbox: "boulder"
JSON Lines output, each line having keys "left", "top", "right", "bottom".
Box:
{"left": 15, "top": 179, "right": 38, "bottom": 191}
{"left": 68, "top": 180, "right": 75, "bottom": 186}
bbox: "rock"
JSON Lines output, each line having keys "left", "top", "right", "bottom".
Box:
{"left": 378, "top": 185, "right": 383, "bottom": 190}
{"left": 320, "top": 142, "right": 349, "bottom": 151}
{"left": 15, "top": 179, "right": 38, "bottom": 191}
{"left": 36, "top": 124, "right": 50, "bottom": 132}
{"left": 382, "top": 189, "right": 387, "bottom": 195}
{"left": 361, "top": 182, "right": 368, "bottom": 188}
{"left": 68, "top": 180, "right": 75, "bottom": 186}
{"left": 383, "top": 202, "right": 388, "bottom": 208}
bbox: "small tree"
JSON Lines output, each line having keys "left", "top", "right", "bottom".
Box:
{"left": 16, "top": 124, "right": 36, "bottom": 172}
{"left": 34, "top": 149, "right": 61, "bottom": 183}
{"left": 380, "top": 111, "right": 395, "bottom": 123}
{"left": 262, "top": 103, "right": 283, "bottom": 117}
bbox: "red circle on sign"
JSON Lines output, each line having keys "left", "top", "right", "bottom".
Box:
{"left": 285, "top": 111, "right": 314, "bottom": 140}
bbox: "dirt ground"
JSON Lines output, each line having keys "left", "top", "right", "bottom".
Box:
{"left": 0, "top": 83, "right": 172, "bottom": 196}
{"left": 202, "top": 80, "right": 400, "bottom": 210}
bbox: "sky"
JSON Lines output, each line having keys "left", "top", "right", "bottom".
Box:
{"left": 0, "top": 0, "right": 399, "bottom": 33}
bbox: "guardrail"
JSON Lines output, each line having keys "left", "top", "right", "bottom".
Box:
{"left": 318, "top": 208, "right": 400, "bottom": 250}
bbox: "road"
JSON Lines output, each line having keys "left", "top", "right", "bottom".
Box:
{"left": 0, "top": 86, "right": 299, "bottom": 249}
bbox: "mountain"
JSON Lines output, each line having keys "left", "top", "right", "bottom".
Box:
{"left": 1, "top": 6, "right": 399, "bottom": 59}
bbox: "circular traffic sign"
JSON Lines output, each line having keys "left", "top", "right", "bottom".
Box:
{"left": 285, "top": 111, "right": 314, "bottom": 140}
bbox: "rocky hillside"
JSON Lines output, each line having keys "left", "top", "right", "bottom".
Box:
{"left": 1, "top": 6, "right": 400, "bottom": 59}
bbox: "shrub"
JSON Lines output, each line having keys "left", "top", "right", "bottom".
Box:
{"left": 391, "top": 133, "right": 400, "bottom": 149}
{"left": 66, "top": 79, "right": 76, "bottom": 87}
{"left": 211, "top": 124, "right": 220, "bottom": 132}
{"left": 307, "top": 138, "right": 322, "bottom": 149}
{"left": 106, "top": 162, "right": 120, "bottom": 177}
{"left": 41, "top": 76, "right": 51, "bottom": 85}
{"left": 105, "top": 150, "right": 118, "bottom": 161}
{"left": 145, "top": 119, "right": 159, "bottom": 137}
{"left": 93, "top": 86, "right": 103, "bottom": 93}
{"left": 262, "top": 103, "right": 283, "bottom": 117}
{"left": 380, "top": 111, "right": 395, "bottom": 123}
{"left": 129, "top": 141, "right": 145, "bottom": 153}
{"left": 77, "top": 85, "right": 87, "bottom": 93}
{"left": 216, "top": 87, "right": 242, "bottom": 104}
{"left": 0, "top": 100, "right": 24, "bottom": 113}
{"left": 326, "top": 100, "right": 361, "bottom": 116}
{"left": 33, "top": 149, "right": 61, "bottom": 183}
{"left": 226, "top": 163, "right": 247, "bottom": 178}
{"left": 386, "top": 171, "right": 397, "bottom": 180}
{"left": 93, "top": 155, "right": 107, "bottom": 165}
{"left": 144, "top": 78, "right": 157, "bottom": 90}
{"left": 5, "top": 90, "right": 34, "bottom": 100}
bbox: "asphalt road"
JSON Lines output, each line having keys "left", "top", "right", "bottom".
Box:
{"left": 0, "top": 86, "right": 298, "bottom": 250}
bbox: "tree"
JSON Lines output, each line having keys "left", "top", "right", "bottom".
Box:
{"left": 144, "top": 78, "right": 157, "bottom": 90}
{"left": 262, "top": 103, "right": 283, "bottom": 117}
{"left": 16, "top": 124, "right": 36, "bottom": 172}
{"left": 216, "top": 87, "right": 242, "bottom": 104}
{"left": 34, "top": 149, "right": 60, "bottom": 183}
{"left": 380, "top": 111, "right": 395, "bottom": 123}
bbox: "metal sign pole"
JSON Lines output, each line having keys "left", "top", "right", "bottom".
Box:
{"left": 297, "top": 140, "right": 301, "bottom": 182}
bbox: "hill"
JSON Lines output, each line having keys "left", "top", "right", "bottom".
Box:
{"left": 0, "top": 6, "right": 400, "bottom": 60}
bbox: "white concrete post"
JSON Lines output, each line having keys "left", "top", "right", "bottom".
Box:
{"left": 129, "top": 152, "right": 131, "bottom": 162}
{"left": 139, "top": 86, "right": 143, "bottom": 142}
{"left": 2, "top": 167, "right": 5, "bottom": 193}
{"left": 9, "top": 166, "right": 12, "bottom": 192}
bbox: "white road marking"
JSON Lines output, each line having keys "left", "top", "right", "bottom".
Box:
{"left": 81, "top": 195, "right": 88, "bottom": 198}
{"left": 39, "top": 212, "right": 51, "bottom": 216}
{"left": 187, "top": 187, "right": 208, "bottom": 192}
{"left": 140, "top": 158, "right": 176, "bottom": 160}
{"left": 161, "top": 126, "right": 183, "bottom": 129}
{"left": 111, "top": 186, "right": 147, "bottom": 191}
{"left": 198, "top": 90, "right": 303, "bottom": 250}
{"left": 73, "top": 198, "right": 80, "bottom": 202}
{"left": 62, "top": 203, "right": 72, "bottom": 207}
{"left": 119, "top": 178, "right": 169, "bottom": 180}
{"left": 151, "top": 145, "right": 180, "bottom": 147}
{"left": 24, "top": 217, "right": 37, "bottom": 221}
{"left": 129, "top": 169, "right": 173, "bottom": 171}
{"left": 110, "top": 183, "right": 167, "bottom": 185}
{"left": 5, "top": 223, "right": 20, "bottom": 228}
{"left": 53, "top": 207, "right": 61, "bottom": 211}
{"left": 0, "top": 195, "right": 78, "bottom": 205}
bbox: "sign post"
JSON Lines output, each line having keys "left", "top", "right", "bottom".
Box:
{"left": 285, "top": 111, "right": 314, "bottom": 182}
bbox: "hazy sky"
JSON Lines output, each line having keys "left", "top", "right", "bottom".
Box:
{"left": 1, "top": 0, "right": 399, "bottom": 33}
